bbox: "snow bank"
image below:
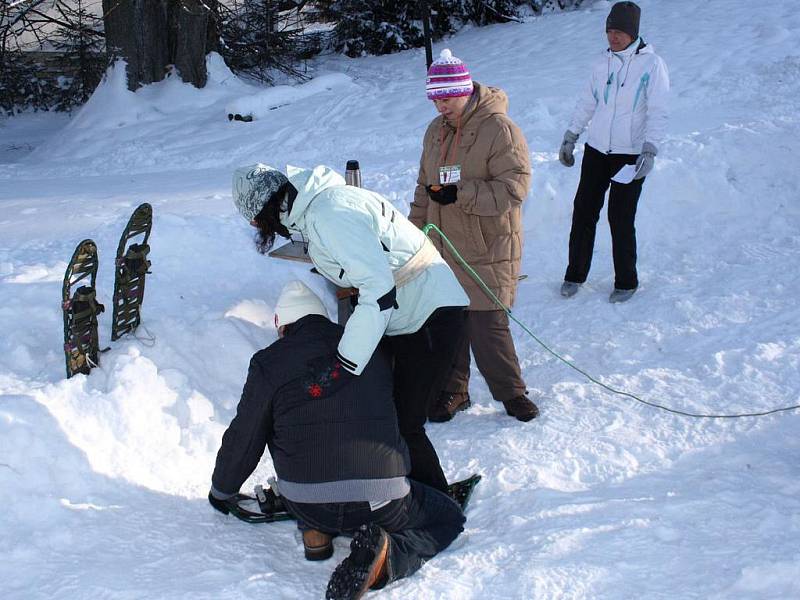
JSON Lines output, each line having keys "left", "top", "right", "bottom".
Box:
{"left": 225, "top": 73, "right": 357, "bottom": 119}
{"left": 33, "top": 348, "right": 224, "bottom": 496}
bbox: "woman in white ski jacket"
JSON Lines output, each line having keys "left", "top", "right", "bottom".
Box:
{"left": 232, "top": 162, "right": 469, "bottom": 493}
{"left": 558, "top": 1, "right": 669, "bottom": 303}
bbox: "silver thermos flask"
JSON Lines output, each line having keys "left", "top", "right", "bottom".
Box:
{"left": 345, "top": 160, "right": 362, "bottom": 188}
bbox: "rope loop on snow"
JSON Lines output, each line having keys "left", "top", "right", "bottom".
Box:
{"left": 422, "top": 223, "right": 800, "bottom": 419}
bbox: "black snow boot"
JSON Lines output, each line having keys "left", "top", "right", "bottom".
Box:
{"left": 428, "top": 392, "right": 471, "bottom": 423}
{"left": 326, "top": 524, "right": 390, "bottom": 600}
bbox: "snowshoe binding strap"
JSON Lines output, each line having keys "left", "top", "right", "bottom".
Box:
{"left": 70, "top": 286, "right": 105, "bottom": 320}
{"left": 254, "top": 483, "right": 288, "bottom": 516}
{"left": 121, "top": 243, "right": 151, "bottom": 277}
{"left": 224, "top": 490, "right": 293, "bottom": 524}
{"left": 64, "top": 285, "right": 105, "bottom": 377}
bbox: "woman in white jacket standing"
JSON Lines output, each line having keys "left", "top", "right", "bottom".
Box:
{"left": 232, "top": 163, "right": 469, "bottom": 494}
{"left": 558, "top": 1, "right": 669, "bottom": 303}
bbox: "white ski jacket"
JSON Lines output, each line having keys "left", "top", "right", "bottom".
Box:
{"left": 568, "top": 39, "right": 669, "bottom": 155}
{"left": 281, "top": 165, "right": 468, "bottom": 375}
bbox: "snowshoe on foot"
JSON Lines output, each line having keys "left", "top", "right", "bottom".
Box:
{"left": 447, "top": 474, "right": 481, "bottom": 511}
{"left": 62, "top": 239, "right": 105, "bottom": 378}
{"left": 326, "top": 524, "right": 390, "bottom": 600}
{"left": 111, "top": 203, "right": 152, "bottom": 341}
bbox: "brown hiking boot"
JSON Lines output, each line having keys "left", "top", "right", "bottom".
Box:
{"left": 502, "top": 395, "right": 540, "bottom": 422}
{"left": 303, "top": 528, "right": 334, "bottom": 561}
{"left": 326, "top": 524, "right": 390, "bottom": 600}
{"left": 428, "top": 392, "right": 471, "bottom": 423}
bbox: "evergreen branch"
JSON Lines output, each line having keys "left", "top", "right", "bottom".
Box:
{"left": 5, "top": 0, "right": 50, "bottom": 28}
{"left": 19, "top": 7, "right": 79, "bottom": 31}
{"left": 480, "top": 1, "right": 522, "bottom": 24}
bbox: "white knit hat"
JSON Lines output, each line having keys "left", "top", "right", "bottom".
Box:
{"left": 232, "top": 163, "right": 288, "bottom": 222}
{"left": 274, "top": 280, "right": 328, "bottom": 328}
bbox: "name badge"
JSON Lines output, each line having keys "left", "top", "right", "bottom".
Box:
{"left": 439, "top": 165, "right": 461, "bottom": 185}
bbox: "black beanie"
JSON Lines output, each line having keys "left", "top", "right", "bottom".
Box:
{"left": 606, "top": 1, "right": 641, "bottom": 40}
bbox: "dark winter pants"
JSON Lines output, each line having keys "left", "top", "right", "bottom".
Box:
{"left": 284, "top": 479, "right": 465, "bottom": 585}
{"left": 445, "top": 309, "right": 526, "bottom": 402}
{"left": 565, "top": 144, "right": 645, "bottom": 290}
{"left": 388, "top": 306, "right": 466, "bottom": 493}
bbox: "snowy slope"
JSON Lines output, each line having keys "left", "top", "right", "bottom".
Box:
{"left": 1, "top": 0, "right": 799, "bottom": 598}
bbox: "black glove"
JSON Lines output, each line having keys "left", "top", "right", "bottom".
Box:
{"left": 208, "top": 491, "right": 235, "bottom": 515}
{"left": 426, "top": 184, "right": 458, "bottom": 205}
{"left": 303, "top": 355, "right": 356, "bottom": 399}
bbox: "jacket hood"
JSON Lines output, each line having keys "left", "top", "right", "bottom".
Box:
{"left": 441, "top": 81, "right": 509, "bottom": 131}
{"left": 282, "top": 165, "right": 346, "bottom": 230}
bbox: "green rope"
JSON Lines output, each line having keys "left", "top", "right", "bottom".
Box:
{"left": 422, "top": 223, "right": 800, "bottom": 419}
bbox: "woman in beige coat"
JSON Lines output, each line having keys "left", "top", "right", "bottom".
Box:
{"left": 409, "top": 49, "right": 538, "bottom": 423}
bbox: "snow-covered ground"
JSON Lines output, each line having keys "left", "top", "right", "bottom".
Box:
{"left": 2, "top": 0, "right": 799, "bottom": 597}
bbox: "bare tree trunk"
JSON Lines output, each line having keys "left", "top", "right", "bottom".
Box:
{"left": 169, "top": 0, "right": 209, "bottom": 88}
{"left": 205, "top": 1, "right": 221, "bottom": 55}
{"left": 103, "top": 0, "right": 213, "bottom": 91}
{"left": 102, "top": 0, "right": 169, "bottom": 90}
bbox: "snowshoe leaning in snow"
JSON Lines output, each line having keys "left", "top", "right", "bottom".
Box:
{"left": 111, "top": 203, "right": 152, "bottom": 341}
{"left": 62, "top": 239, "right": 105, "bottom": 378}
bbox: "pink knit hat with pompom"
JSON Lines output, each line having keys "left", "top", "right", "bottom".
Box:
{"left": 426, "top": 49, "right": 473, "bottom": 100}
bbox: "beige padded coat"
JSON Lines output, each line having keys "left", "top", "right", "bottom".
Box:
{"left": 409, "top": 82, "right": 531, "bottom": 310}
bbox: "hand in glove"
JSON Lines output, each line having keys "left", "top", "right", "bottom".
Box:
{"left": 426, "top": 184, "right": 458, "bottom": 205}
{"left": 304, "top": 355, "right": 356, "bottom": 399}
{"left": 559, "top": 130, "right": 580, "bottom": 167}
{"left": 634, "top": 142, "right": 658, "bottom": 179}
{"left": 209, "top": 490, "right": 282, "bottom": 522}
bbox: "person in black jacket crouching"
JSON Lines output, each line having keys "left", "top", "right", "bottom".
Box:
{"left": 209, "top": 280, "right": 465, "bottom": 600}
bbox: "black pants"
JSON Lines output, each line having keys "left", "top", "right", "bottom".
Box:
{"left": 565, "top": 144, "right": 645, "bottom": 290}
{"left": 284, "top": 480, "right": 465, "bottom": 586}
{"left": 388, "top": 306, "right": 466, "bottom": 493}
